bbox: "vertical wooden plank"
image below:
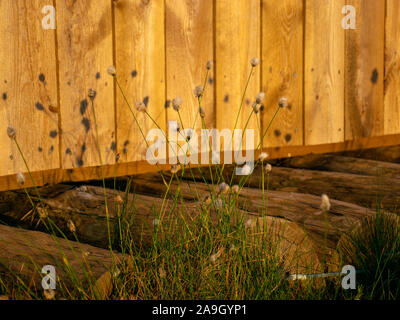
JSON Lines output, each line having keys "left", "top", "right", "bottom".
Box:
{"left": 262, "top": 0, "right": 303, "bottom": 148}
{"left": 115, "top": 0, "right": 166, "bottom": 162}
{"left": 305, "top": 0, "right": 345, "bottom": 145}
{"left": 345, "top": 0, "right": 385, "bottom": 139}
{"left": 166, "top": 0, "right": 214, "bottom": 133}
{"left": 385, "top": 0, "right": 400, "bottom": 134}
{"left": 56, "top": 1, "right": 115, "bottom": 169}
{"left": 0, "top": 0, "right": 60, "bottom": 176}
{"left": 215, "top": 0, "right": 260, "bottom": 147}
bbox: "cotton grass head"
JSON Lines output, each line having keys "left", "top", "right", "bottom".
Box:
{"left": 88, "top": 88, "right": 97, "bottom": 100}
{"left": 107, "top": 65, "right": 116, "bottom": 76}
{"left": 250, "top": 57, "right": 260, "bottom": 67}
{"left": 256, "top": 92, "right": 265, "bottom": 104}
{"left": 264, "top": 163, "right": 272, "bottom": 173}
{"left": 258, "top": 152, "right": 268, "bottom": 162}
{"left": 16, "top": 171, "right": 25, "bottom": 186}
{"left": 172, "top": 97, "right": 182, "bottom": 111}
{"left": 206, "top": 60, "right": 213, "bottom": 70}
{"left": 252, "top": 102, "right": 261, "bottom": 114}
{"left": 170, "top": 164, "right": 181, "bottom": 174}
{"left": 231, "top": 185, "right": 240, "bottom": 194}
{"left": 320, "top": 194, "right": 331, "bottom": 212}
{"left": 193, "top": 85, "right": 204, "bottom": 98}
{"left": 199, "top": 106, "right": 206, "bottom": 118}
{"left": 7, "top": 126, "right": 16, "bottom": 139}
{"left": 278, "top": 97, "right": 289, "bottom": 108}
{"left": 135, "top": 101, "right": 147, "bottom": 112}
{"left": 67, "top": 220, "right": 76, "bottom": 233}
{"left": 218, "top": 182, "right": 229, "bottom": 194}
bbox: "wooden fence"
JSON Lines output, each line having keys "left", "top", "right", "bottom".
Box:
{"left": 0, "top": 0, "right": 399, "bottom": 191}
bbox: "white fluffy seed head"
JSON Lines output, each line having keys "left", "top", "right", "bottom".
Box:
{"left": 7, "top": 126, "right": 16, "bottom": 139}
{"left": 320, "top": 194, "right": 331, "bottom": 212}
{"left": 278, "top": 97, "right": 289, "bottom": 108}
{"left": 135, "top": 101, "right": 147, "bottom": 112}
{"left": 252, "top": 102, "right": 261, "bottom": 114}
{"left": 250, "top": 57, "right": 260, "bottom": 67}
{"left": 231, "top": 185, "right": 240, "bottom": 194}
{"left": 264, "top": 163, "right": 272, "bottom": 173}
{"left": 67, "top": 220, "right": 76, "bottom": 233}
{"left": 258, "top": 152, "right": 269, "bottom": 162}
{"left": 256, "top": 92, "right": 266, "bottom": 104}
{"left": 239, "top": 164, "right": 252, "bottom": 176}
{"left": 199, "top": 106, "right": 206, "bottom": 118}
{"left": 107, "top": 65, "right": 116, "bottom": 76}
{"left": 172, "top": 97, "right": 183, "bottom": 111}
{"left": 153, "top": 218, "right": 159, "bottom": 227}
{"left": 218, "top": 182, "right": 229, "bottom": 194}
{"left": 193, "top": 85, "right": 204, "bottom": 98}
{"left": 170, "top": 164, "right": 181, "bottom": 174}
{"left": 16, "top": 171, "right": 25, "bottom": 186}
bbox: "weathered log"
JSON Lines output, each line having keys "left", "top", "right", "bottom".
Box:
{"left": 161, "top": 165, "right": 400, "bottom": 211}
{"left": 276, "top": 154, "right": 400, "bottom": 178}
{"left": 0, "top": 224, "right": 123, "bottom": 293}
{"left": 340, "top": 145, "right": 400, "bottom": 163}
{"left": 0, "top": 185, "right": 321, "bottom": 274}
{"left": 129, "top": 173, "right": 376, "bottom": 268}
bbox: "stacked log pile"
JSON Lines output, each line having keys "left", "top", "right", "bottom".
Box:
{"left": 1, "top": 145, "right": 399, "bottom": 291}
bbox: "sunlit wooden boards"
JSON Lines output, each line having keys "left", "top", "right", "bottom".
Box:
{"left": 56, "top": 1, "right": 115, "bottom": 169}
{"left": 385, "top": 0, "right": 400, "bottom": 135}
{"left": 305, "top": 0, "right": 345, "bottom": 145}
{"left": 215, "top": 0, "right": 260, "bottom": 150}
{"left": 345, "top": 0, "right": 385, "bottom": 140}
{"left": 166, "top": 0, "right": 214, "bottom": 132}
{"left": 262, "top": 0, "right": 303, "bottom": 148}
{"left": 0, "top": 0, "right": 59, "bottom": 177}
{"left": 114, "top": 0, "right": 166, "bottom": 163}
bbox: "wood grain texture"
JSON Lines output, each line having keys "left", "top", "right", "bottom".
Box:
{"left": 115, "top": 0, "right": 166, "bottom": 163}
{"left": 261, "top": 0, "right": 303, "bottom": 148}
{"left": 215, "top": 0, "right": 260, "bottom": 149}
{"left": 166, "top": 0, "right": 214, "bottom": 131}
{"left": 384, "top": 0, "right": 400, "bottom": 134}
{"left": 345, "top": 0, "right": 385, "bottom": 140}
{"left": 305, "top": 0, "right": 345, "bottom": 145}
{"left": 56, "top": 1, "right": 115, "bottom": 169}
{"left": 0, "top": 0, "right": 60, "bottom": 176}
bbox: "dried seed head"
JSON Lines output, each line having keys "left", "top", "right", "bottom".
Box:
{"left": 199, "top": 106, "right": 206, "bottom": 118}
{"left": 43, "top": 289, "right": 56, "bottom": 300}
{"left": 16, "top": 171, "right": 25, "bottom": 186}
{"left": 88, "top": 88, "right": 97, "bottom": 100}
{"left": 135, "top": 101, "right": 147, "bottom": 112}
{"left": 193, "top": 85, "right": 204, "bottom": 98}
{"left": 278, "top": 97, "right": 289, "bottom": 108}
{"left": 206, "top": 60, "right": 213, "bottom": 70}
{"left": 210, "top": 253, "right": 218, "bottom": 264}
{"left": 170, "top": 164, "right": 181, "bottom": 174}
{"left": 264, "top": 163, "right": 272, "bottom": 173}
{"left": 229, "top": 244, "right": 236, "bottom": 252}
{"left": 238, "top": 164, "right": 252, "bottom": 176}
{"left": 256, "top": 92, "right": 266, "bottom": 104}
{"left": 152, "top": 218, "right": 159, "bottom": 227}
{"left": 159, "top": 266, "right": 166, "bottom": 279}
{"left": 320, "top": 194, "right": 331, "bottom": 212}
{"left": 7, "top": 126, "right": 16, "bottom": 139}
{"left": 107, "top": 65, "right": 116, "bottom": 76}
{"left": 231, "top": 185, "right": 240, "bottom": 194}
{"left": 172, "top": 97, "right": 182, "bottom": 111}
{"left": 114, "top": 195, "right": 124, "bottom": 204}
{"left": 252, "top": 102, "right": 261, "bottom": 114}
{"left": 250, "top": 57, "right": 260, "bottom": 67}
{"left": 218, "top": 182, "right": 230, "bottom": 194}
{"left": 258, "top": 152, "right": 268, "bottom": 162}
{"left": 67, "top": 219, "right": 76, "bottom": 233}
{"left": 215, "top": 198, "right": 223, "bottom": 209}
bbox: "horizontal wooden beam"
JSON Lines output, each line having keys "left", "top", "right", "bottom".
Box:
{"left": 1, "top": 133, "right": 400, "bottom": 192}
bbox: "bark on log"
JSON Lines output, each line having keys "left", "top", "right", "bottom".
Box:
{"left": 0, "top": 186, "right": 321, "bottom": 274}
{"left": 129, "top": 174, "right": 376, "bottom": 268}
{"left": 0, "top": 224, "right": 123, "bottom": 293}
{"left": 160, "top": 165, "right": 400, "bottom": 211}
{"left": 275, "top": 154, "right": 400, "bottom": 178}
{"left": 339, "top": 145, "right": 400, "bottom": 163}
